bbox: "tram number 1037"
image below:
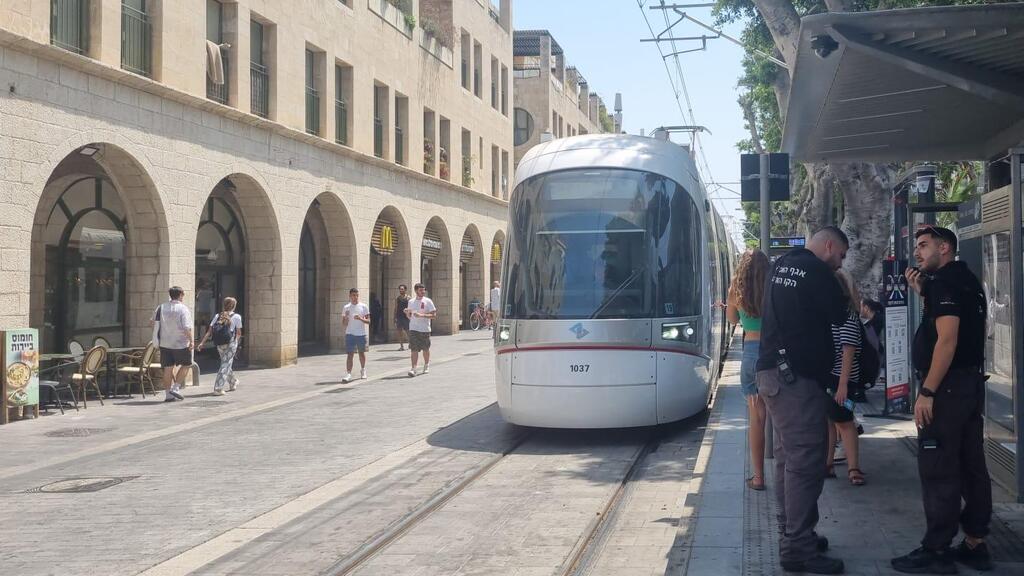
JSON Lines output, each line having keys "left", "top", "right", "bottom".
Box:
{"left": 569, "top": 364, "right": 591, "bottom": 373}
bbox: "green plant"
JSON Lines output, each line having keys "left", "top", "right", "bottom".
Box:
{"left": 421, "top": 20, "right": 451, "bottom": 48}
{"left": 462, "top": 156, "right": 475, "bottom": 187}
{"left": 404, "top": 12, "right": 416, "bottom": 29}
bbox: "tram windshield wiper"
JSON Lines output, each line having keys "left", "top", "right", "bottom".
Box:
{"left": 589, "top": 265, "right": 645, "bottom": 319}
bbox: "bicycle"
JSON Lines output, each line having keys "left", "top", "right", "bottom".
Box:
{"left": 469, "top": 305, "right": 494, "bottom": 331}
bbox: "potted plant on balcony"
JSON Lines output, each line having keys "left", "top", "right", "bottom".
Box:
{"left": 462, "top": 155, "right": 475, "bottom": 188}
{"left": 439, "top": 147, "right": 449, "bottom": 180}
{"left": 423, "top": 139, "right": 434, "bottom": 173}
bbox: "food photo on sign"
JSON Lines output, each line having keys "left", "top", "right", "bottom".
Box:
{"left": 2, "top": 328, "right": 40, "bottom": 424}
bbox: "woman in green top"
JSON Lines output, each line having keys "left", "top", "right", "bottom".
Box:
{"left": 727, "top": 249, "right": 770, "bottom": 491}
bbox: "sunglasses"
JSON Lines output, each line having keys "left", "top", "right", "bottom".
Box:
{"left": 915, "top": 224, "right": 956, "bottom": 244}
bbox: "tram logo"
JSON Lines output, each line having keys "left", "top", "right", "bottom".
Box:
{"left": 569, "top": 323, "right": 590, "bottom": 340}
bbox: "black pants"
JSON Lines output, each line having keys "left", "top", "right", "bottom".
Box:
{"left": 918, "top": 368, "right": 992, "bottom": 550}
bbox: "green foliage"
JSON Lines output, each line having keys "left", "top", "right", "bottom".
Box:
{"left": 598, "top": 105, "right": 615, "bottom": 133}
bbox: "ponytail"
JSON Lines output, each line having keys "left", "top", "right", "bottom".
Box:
{"left": 219, "top": 297, "right": 237, "bottom": 324}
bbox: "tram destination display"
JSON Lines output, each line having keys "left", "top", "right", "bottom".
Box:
{"left": 1, "top": 328, "right": 40, "bottom": 424}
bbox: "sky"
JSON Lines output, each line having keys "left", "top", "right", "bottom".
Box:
{"left": 513, "top": 0, "right": 751, "bottom": 244}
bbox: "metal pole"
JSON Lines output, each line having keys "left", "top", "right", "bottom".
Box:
{"left": 760, "top": 153, "right": 774, "bottom": 459}
{"left": 1010, "top": 148, "right": 1024, "bottom": 501}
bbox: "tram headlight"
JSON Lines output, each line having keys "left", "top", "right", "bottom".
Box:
{"left": 661, "top": 321, "right": 698, "bottom": 343}
{"left": 497, "top": 326, "right": 511, "bottom": 342}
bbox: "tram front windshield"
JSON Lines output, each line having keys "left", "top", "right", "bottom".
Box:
{"left": 504, "top": 168, "right": 702, "bottom": 320}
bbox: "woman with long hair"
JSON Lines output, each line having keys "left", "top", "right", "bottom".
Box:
{"left": 826, "top": 270, "right": 866, "bottom": 486}
{"left": 727, "top": 248, "right": 770, "bottom": 491}
{"left": 196, "top": 297, "right": 242, "bottom": 395}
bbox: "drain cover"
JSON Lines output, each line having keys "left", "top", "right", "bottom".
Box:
{"left": 185, "top": 400, "right": 229, "bottom": 407}
{"left": 44, "top": 427, "right": 113, "bottom": 438}
{"left": 29, "top": 476, "right": 137, "bottom": 493}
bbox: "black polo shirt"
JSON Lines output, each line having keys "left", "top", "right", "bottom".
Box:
{"left": 912, "top": 260, "right": 986, "bottom": 374}
{"left": 756, "top": 248, "right": 849, "bottom": 382}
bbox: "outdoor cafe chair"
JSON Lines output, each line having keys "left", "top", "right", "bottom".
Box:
{"left": 67, "top": 340, "right": 85, "bottom": 362}
{"left": 115, "top": 342, "right": 158, "bottom": 398}
{"left": 92, "top": 336, "right": 111, "bottom": 349}
{"left": 39, "top": 361, "right": 78, "bottom": 415}
{"left": 71, "top": 346, "right": 106, "bottom": 408}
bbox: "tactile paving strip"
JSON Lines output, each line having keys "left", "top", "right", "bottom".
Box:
{"left": 744, "top": 462, "right": 779, "bottom": 576}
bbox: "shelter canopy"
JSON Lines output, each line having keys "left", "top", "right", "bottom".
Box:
{"left": 781, "top": 3, "right": 1024, "bottom": 163}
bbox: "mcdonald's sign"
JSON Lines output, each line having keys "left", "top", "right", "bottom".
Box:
{"left": 380, "top": 225, "right": 394, "bottom": 251}
{"left": 491, "top": 242, "right": 502, "bottom": 263}
{"left": 372, "top": 220, "right": 397, "bottom": 256}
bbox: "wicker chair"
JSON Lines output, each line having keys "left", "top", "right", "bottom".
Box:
{"left": 116, "top": 342, "right": 159, "bottom": 398}
{"left": 71, "top": 346, "right": 107, "bottom": 408}
{"left": 67, "top": 340, "right": 85, "bottom": 362}
{"left": 92, "top": 336, "right": 112, "bottom": 349}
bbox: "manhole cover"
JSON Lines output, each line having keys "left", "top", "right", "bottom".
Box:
{"left": 44, "top": 427, "right": 113, "bottom": 438}
{"left": 186, "top": 400, "right": 229, "bottom": 408}
{"left": 29, "top": 476, "right": 137, "bottom": 493}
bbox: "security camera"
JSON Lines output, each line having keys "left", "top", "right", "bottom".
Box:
{"left": 810, "top": 34, "right": 839, "bottom": 59}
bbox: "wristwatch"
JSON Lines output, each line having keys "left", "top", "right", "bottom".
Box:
{"left": 919, "top": 387, "right": 936, "bottom": 398}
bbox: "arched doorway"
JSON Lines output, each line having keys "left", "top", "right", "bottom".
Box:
{"left": 459, "top": 226, "right": 484, "bottom": 329}
{"left": 369, "top": 207, "right": 410, "bottom": 344}
{"left": 298, "top": 222, "right": 317, "bottom": 347}
{"left": 299, "top": 193, "right": 357, "bottom": 355}
{"left": 41, "top": 177, "right": 127, "bottom": 349}
{"left": 490, "top": 230, "right": 505, "bottom": 288}
{"left": 421, "top": 217, "right": 453, "bottom": 335}
{"left": 194, "top": 190, "right": 245, "bottom": 358}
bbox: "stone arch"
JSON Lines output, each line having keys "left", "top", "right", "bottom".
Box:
{"left": 420, "top": 216, "right": 454, "bottom": 335}
{"left": 29, "top": 142, "right": 170, "bottom": 351}
{"left": 299, "top": 192, "right": 358, "bottom": 354}
{"left": 459, "top": 224, "right": 486, "bottom": 329}
{"left": 195, "top": 172, "right": 284, "bottom": 366}
{"left": 369, "top": 206, "right": 413, "bottom": 343}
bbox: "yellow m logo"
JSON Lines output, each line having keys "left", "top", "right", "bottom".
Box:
{"left": 381, "top": 225, "right": 394, "bottom": 251}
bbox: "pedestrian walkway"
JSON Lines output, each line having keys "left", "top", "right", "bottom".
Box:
{"left": 686, "top": 350, "right": 1024, "bottom": 575}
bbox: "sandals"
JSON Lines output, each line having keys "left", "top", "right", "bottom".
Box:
{"left": 848, "top": 468, "right": 866, "bottom": 486}
{"left": 747, "top": 475, "right": 766, "bottom": 491}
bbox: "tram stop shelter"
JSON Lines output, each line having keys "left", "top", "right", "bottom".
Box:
{"left": 780, "top": 3, "right": 1024, "bottom": 500}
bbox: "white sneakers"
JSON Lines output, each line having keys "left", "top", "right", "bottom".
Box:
{"left": 228, "top": 382, "right": 237, "bottom": 392}
{"left": 342, "top": 373, "right": 352, "bottom": 383}
{"left": 360, "top": 369, "right": 367, "bottom": 380}
{"left": 213, "top": 388, "right": 226, "bottom": 396}
{"left": 408, "top": 369, "right": 416, "bottom": 377}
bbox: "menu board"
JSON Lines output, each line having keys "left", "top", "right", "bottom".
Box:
{"left": 2, "top": 328, "right": 40, "bottom": 424}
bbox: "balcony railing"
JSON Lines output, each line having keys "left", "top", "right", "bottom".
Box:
{"left": 373, "top": 118, "right": 383, "bottom": 158}
{"left": 305, "top": 86, "right": 320, "bottom": 136}
{"left": 206, "top": 50, "right": 230, "bottom": 105}
{"left": 395, "top": 126, "right": 404, "bottom": 165}
{"left": 121, "top": 3, "right": 151, "bottom": 76}
{"left": 335, "top": 98, "right": 348, "bottom": 146}
{"left": 250, "top": 62, "right": 269, "bottom": 118}
{"left": 51, "top": 0, "right": 89, "bottom": 55}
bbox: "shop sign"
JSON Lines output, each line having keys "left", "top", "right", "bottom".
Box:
{"left": 491, "top": 242, "right": 502, "bottom": 263}
{"left": 1, "top": 328, "right": 40, "bottom": 424}
{"left": 372, "top": 221, "right": 397, "bottom": 256}
{"left": 460, "top": 238, "right": 476, "bottom": 263}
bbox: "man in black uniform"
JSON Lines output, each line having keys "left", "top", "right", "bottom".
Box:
{"left": 892, "top": 226, "right": 992, "bottom": 574}
{"left": 757, "top": 226, "right": 850, "bottom": 574}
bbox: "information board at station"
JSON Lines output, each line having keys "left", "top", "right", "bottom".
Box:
{"left": 883, "top": 260, "right": 911, "bottom": 414}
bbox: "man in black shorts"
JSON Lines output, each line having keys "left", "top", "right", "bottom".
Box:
{"left": 151, "top": 286, "right": 194, "bottom": 402}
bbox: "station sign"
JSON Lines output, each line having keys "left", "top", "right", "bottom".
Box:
{"left": 740, "top": 153, "right": 790, "bottom": 202}
{"left": 769, "top": 236, "right": 806, "bottom": 249}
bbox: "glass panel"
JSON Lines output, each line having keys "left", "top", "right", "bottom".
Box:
{"left": 250, "top": 20, "right": 263, "bottom": 66}
{"left": 65, "top": 211, "right": 126, "bottom": 347}
{"left": 503, "top": 169, "right": 701, "bottom": 320}
{"left": 206, "top": 0, "right": 222, "bottom": 43}
{"left": 983, "top": 231, "right": 1015, "bottom": 451}
{"left": 196, "top": 223, "right": 231, "bottom": 266}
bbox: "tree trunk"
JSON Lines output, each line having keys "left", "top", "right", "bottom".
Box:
{"left": 831, "top": 162, "right": 898, "bottom": 300}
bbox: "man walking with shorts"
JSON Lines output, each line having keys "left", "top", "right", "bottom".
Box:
{"left": 342, "top": 288, "right": 370, "bottom": 383}
{"left": 405, "top": 283, "right": 436, "bottom": 377}
{"left": 489, "top": 280, "right": 501, "bottom": 327}
{"left": 151, "top": 286, "right": 194, "bottom": 402}
{"left": 756, "top": 227, "right": 850, "bottom": 574}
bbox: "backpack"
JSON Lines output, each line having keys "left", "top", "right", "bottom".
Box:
{"left": 858, "top": 321, "right": 880, "bottom": 388}
{"left": 211, "top": 316, "right": 235, "bottom": 346}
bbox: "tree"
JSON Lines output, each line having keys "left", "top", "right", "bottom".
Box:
{"left": 716, "top": 0, "right": 1004, "bottom": 298}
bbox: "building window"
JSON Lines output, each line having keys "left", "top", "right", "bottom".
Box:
{"left": 395, "top": 94, "right": 408, "bottom": 166}
{"left": 460, "top": 31, "right": 470, "bottom": 90}
{"left": 374, "top": 84, "right": 389, "bottom": 159}
{"left": 473, "top": 41, "right": 483, "bottom": 98}
{"left": 461, "top": 129, "right": 472, "bottom": 187}
{"left": 500, "top": 64, "right": 509, "bottom": 116}
{"left": 250, "top": 20, "right": 269, "bottom": 118}
{"left": 206, "top": 0, "right": 229, "bottom": 104}
{"left": 121, "top": 0, "right": 151, "bottom": 77}
{"left": 51, "top": 0, "right": 89, "bottom": 55}
{"left": 514, "top": 108, "right": 533, "bottom": 146}
{"left": 335, "top": 63, "right": 352, "bottom": 146}
{"left": 490, "top": 56, "right": 499, "bottom": 109}
{"left": 305, "top": 49, "right": 321, "bottom": 136}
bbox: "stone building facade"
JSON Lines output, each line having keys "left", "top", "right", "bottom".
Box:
{"left": 0, "top": 0, "right": 512, "bottom": 367}
{"left": 511, "top": 29, "right": 611, "bottom": 166}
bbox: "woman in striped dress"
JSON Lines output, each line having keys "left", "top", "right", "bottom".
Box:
{"left": 826, "top": 270, "right": 866, "bottom": 486}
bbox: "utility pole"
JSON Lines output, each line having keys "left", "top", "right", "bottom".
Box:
{"left": 759, "top": 153, "right": 773, "bottom": 459}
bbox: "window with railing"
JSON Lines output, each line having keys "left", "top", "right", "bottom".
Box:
{"left": 51, "top": 0, "right": 89, "bottom": 55}
{"left": 305, "top": 49, "right": 320, "bottom": 136}
{"left": 206, "top": 0, "right": 229, "bottom": 104}
{"left": 335, "top": 65, "right": 349, "bottom": 146}
{"left": 395, "top": 125, "right": 403, "bottom": 165}
{"left": 250, "top": 20, "right": 269, "bottom": 118}
{"left": 374, "top": 117, "right": 383, "bottom": 158}
{"left": 121, "top": 0, "right": 151, "bottom": 76}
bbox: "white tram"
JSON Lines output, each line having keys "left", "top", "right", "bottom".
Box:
{"left": 494, "top": 134, "right": 736, "bottom": 428}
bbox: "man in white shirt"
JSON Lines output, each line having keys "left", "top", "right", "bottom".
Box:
{"left": 489, "top": 280, "right": 501, "bottom": 326}
{"left": 150, "top": 286, "right": 194, "bottom": 402}
{"left": 342, "top": 288, "right": 371, "bottom": 383}
{"left": 404, "top": 283, "right": 437, "bottom": 377}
